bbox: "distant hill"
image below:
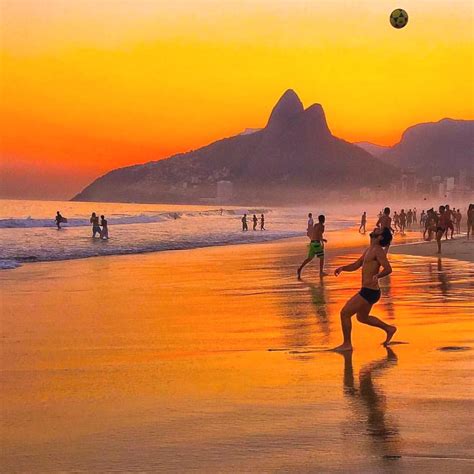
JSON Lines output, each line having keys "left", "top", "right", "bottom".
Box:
{"left": 73, "top": 89, "right": 398, "bottom": 204}
{"left": 377, "top": 119, "right": 474, "bottom": 176}
{"left": 354, "top": 142, "right": 390, "bottom": 158}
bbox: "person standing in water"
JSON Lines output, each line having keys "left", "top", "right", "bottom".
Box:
{"left": 242, "top": 214, "right": 248, "bottom": 232}
{"left": 297, "top": 214, "right": 328, "bottom": 279}
{"left": 252, "top": 214, "right": 258, "bottom": 231}
{"left": 332, "top": 227, "right": 396, "bottom": 352}
{"left": 90, "top": 212, "right": 101, "bottom": 238}
{"left": 100, "top": 215, "right": 109, "bottom": 240}
{"left": 55, "top": 211, "right": 63, "bottom": 230}
{"left": 359, "top": 212, "right": 367, "bottom": 234}
{"left": 260, "top": 214, "right": 265, "bottom": 230}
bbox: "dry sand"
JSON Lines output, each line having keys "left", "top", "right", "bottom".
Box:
{"left": 1, "top": 232, "right": 473, "bottom": 472}
{"left": 391, "top": 235, "right": 474, "bottom": 262}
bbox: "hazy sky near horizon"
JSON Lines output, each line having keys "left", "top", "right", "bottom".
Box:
{"left": 1, "top": 0, "right": 473, "bottom": 199}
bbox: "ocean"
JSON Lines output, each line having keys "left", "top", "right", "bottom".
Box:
{"left": 0, "top": 199, "right": 358, "bottom": 269}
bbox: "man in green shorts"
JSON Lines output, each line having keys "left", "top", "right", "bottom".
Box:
{"left": 297, "top": 214, "right": 328, "bottom": 279}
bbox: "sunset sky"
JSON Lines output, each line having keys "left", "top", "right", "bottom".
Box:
{"left": 1, "top": 0, "right": 473, "bottom": 199}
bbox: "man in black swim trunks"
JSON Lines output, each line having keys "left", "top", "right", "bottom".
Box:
{"left": 332, "top": 227, "right": 397, "bottom": 352}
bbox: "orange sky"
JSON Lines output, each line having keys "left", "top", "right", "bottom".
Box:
{"left": 1, "top": 0, "right": 473, "bottom": 199}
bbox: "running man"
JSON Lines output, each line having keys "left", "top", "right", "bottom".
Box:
{"left": 332, "top": 227, "right": 396, "bottom": 351}
{"left": 242, "top": 214, "right": 248, "bottom": 231}
{"left": 260, "top": 214, "right": 265, "bottom": 230}
{"left": 436, "top": 205, "right": 449, "bottom": 254}
{"left": 359, "top": 212, "right": 367, "bottom": 234}
{"left": 297, "top": 214, "right": 328, "bottom": 279}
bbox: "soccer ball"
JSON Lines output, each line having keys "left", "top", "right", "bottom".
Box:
{"left": 390, "top": 9, "right": 408, "bottom": 29}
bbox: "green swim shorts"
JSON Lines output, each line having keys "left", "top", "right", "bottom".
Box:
{"left": 308, "top": 240, "right": 324, "bottom": 259}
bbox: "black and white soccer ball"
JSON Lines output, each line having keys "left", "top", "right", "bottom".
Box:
{"left": 390, "top": 9, "right": 408, "bottom": 29}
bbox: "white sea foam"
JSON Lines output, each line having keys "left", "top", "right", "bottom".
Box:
{"left": 0, "top": 200, "right": 355, "bottom": 269}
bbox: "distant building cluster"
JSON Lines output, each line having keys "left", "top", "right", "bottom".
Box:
{"left": 359, "top": 169, "right": 473, "bottom": 202}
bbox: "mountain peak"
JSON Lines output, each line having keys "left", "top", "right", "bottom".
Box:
{"left": 303, "top": 103, "right": 330, "bottom": 133}
{"left": 266, "top": 89, "right": 304, "bottom": 130}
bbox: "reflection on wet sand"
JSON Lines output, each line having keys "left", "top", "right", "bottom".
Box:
{"left": 340, "top": 348, "right": 400, "bottom": 463}
{"left": 380, "top": 274, "right": 396, "bottom": 321}
{"left": 306, "top": 278, "right": 331, "bottom": 344}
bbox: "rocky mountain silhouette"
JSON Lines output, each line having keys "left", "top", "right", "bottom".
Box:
{"left": 73, "top": 89, "right": 398, "bottom": 204}
{"left": 375, "top": 118, "right": 473, "bottom": 177}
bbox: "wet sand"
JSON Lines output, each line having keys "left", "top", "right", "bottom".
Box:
{"left": 391, "top": 236, "right": 474, "bottom": 263}
{"left": 1, "top": 232, "right": 473, "bottom": 472}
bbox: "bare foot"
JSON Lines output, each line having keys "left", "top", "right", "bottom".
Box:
{"left": 331, "top": 343, "right": 353, "bottom": 352}
{"left": 297, "top": 268, "right": 302, "bottom": 280}
{"left": 383, "top": 325, "right": 397, "bottom": 346}
{"left": 320, "top": 271, "right": 329, "bottom": 277}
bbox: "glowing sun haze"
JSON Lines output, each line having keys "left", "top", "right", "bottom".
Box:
{"left": 1, "top": 0, "right": 473, "bottom": 199}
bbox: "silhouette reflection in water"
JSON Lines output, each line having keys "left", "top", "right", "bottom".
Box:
{"left": 340, "top": 348, "right": 401, "bottom": 463}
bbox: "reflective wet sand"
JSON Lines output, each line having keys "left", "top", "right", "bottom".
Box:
{"left": 1, "top": 234, "right": 473, "bottom": 472}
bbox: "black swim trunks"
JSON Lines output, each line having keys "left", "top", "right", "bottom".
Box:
{"left": 359, "top": 287, "right": 381, "bottom": 305}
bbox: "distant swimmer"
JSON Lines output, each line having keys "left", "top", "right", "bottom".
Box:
{"left": 55, "top": 211, "right": 63, "bottom": 230}
{"left": 260, "top": 213, "right": 265, "bottom": 230}
{"left": 359, "top": 211, "right": 367, "bottom": 234}
{"left": 332, "top": 227, "right": 396, "bottom": 352}
{"left": 297, "top": 214, "right": 328, "bottom": 279}
{"left": 242, "top": 214, "right": 248, "bottom": 232}
{"left": 376, "top": 207, "right": 394, "bottom": 253}
{"left": 100, "top": 215, "right": 109, "bottom": 240}
{"left": 90, "top": 212, "right": 101, "bottom": 238}
{"left": 252, "top": 214, "right": 258, "bottom": 231}
{"left": 468, "top": 204, "right": 474, "bottom": 239}
{"left": 436, "top": 205, "right": 448, "bottom": 254}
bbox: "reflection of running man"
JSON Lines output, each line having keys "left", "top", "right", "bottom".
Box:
{"left": 332, "top": 227, "right": 396, "bottom": 352}
{"left": 297, "top": 215, "right": 328, "bottom": 279}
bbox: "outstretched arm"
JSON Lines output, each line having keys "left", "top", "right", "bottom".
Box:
{"left": 374, "top": 246, "right": 392, "bottom": 281}
{"left": 334, "top": 251, "right": 366, "bottom": 276}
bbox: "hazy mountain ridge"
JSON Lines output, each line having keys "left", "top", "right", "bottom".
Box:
{"left": 72, "top": 89, "right": 399, "bottom": 204}
{"left": 376, "top": 118, "right": 474, "bottom": 175}
{"left": 354, "top": 142, "right": 390, "bottom": 157}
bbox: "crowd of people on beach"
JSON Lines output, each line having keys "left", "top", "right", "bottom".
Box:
{"left": 298, "top": 203, "right": 473, "bottom": 351}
